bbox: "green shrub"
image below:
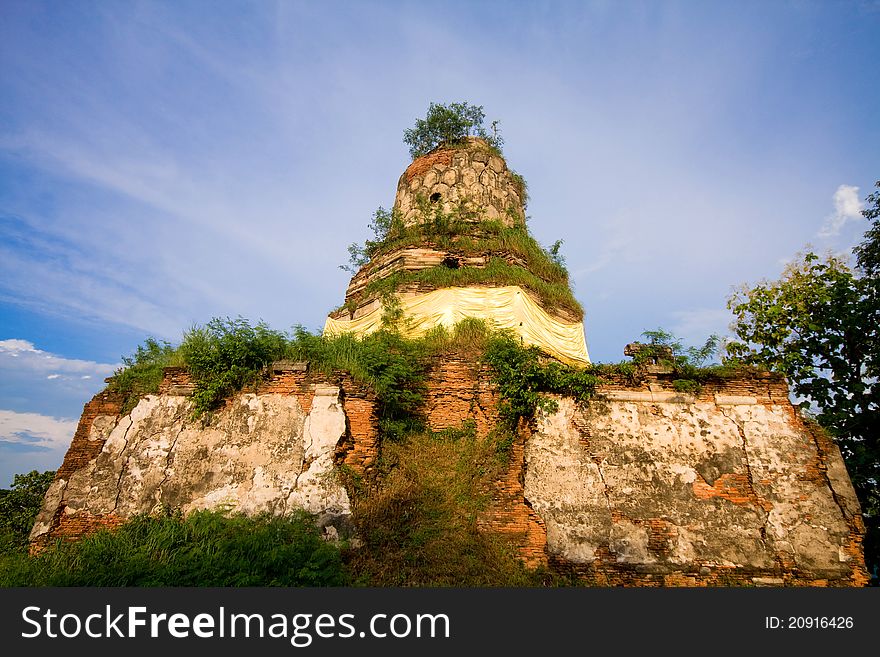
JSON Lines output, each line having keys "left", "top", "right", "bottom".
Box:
{"left": 483, "top": 333, "right": 601, "bottom": 429}
{"left": 672, "top": 379, "right": 702, "bottom": 395}
{"left": 179, "top": 317, "right": 290, "bottom": 417}
{"left": 106, "top": 337, "right": 177, "bottom": 414}
{"left": 285, "top": 327, "right": 430, "bottom": 441}
{"left": 1, "top": 510, "right": 344, "bottom": 587}
{"left": 340, "top": 206, "right": 405, "bottom": 274}
{"left": 632, "top": 329, "right": 725, "bottom": 394}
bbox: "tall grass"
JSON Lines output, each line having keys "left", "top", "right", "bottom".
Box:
{"left": 370, "top": 219, "right": 571, "bottom": 284}
{"left": 345, "top": 423, "right": 546, "bottom": 586}
{"left": 1, "top": 511, "right": 345, "bottom": 586}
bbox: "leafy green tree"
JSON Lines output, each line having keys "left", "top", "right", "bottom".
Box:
{"left": 727, "top": 249, "right": 879, "bottom": 583}
{"left": 0, "top": 470, "right": 55, "bottom": 553}
{"left": 403, "top": 101, "right": 503, "bottom": 159}
{"left": 854, "top": 180, "right": 880, "bottom": 276}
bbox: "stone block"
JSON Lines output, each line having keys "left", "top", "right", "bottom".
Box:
{"left": 271, "top": 360, "right": 309, "bottom": 373}
{"left": 715, "top": 394, "right": 758, "bottom": 405}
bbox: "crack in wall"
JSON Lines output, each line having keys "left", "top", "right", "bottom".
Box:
{"left": 718, "top": 407, "right": 772, "bottom": 554}
{"left": 111, "top": 416, "right": 135, "bottom": 513}
{"left": 577, "top": 412, "right": 615, "bottom": 551}
{"left": 805, "top": 423, "right": 857, "bottom": 526}
{"left": 156, "top": 420, "right": 186, "bottom": 507}
{"left": 295, "top": 422, "right": 313, "bottom": 491}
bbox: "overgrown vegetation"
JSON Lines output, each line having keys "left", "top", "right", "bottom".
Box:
{"left": 286, "top": 325, "right": 429, "bottom": 441}
{"left": 363, "top": 257, "right": 581, "bottom": 320}
{"left": 509, "top": 170, "right": 529, "bottom": 207}
{"left": 1, "top": 510, "right": 344, "bottom": 586}
{"left": 483, "top": 333, "right": 601, "bottom": 430}
{"left": 104, "top": 317, "right": 494, "bottom": 434}
{"left": 179, "top": 318, "right": 293, "bottom": 418}
{"left": 346, "top": 422, "right": 546, "bottom": 586}
{"left": 403, "top": 101, "right": 503, "bottom": 159}
{"left": 630, "top": 328, "right": 727, "bottom": 394}
{"left": 0, "top": 470, "right": 54, "bottom": 554}
{"left": 106, "top": 337, "right": 178, "bottom": 414}
{"left": 105, "top": 318, "right": 736, "bottom": 434}
{"left": 340, "top": 202, "right": 581, "bottom": 319}
{"left": 7, "top": 320, "right": 768, "bottom": 587}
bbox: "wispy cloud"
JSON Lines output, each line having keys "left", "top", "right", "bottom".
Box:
{"left": 0, "top": 341, "right": 109, "bottom": 483}
{"left": 0, "top": 409, "right": 77, "bottom": 451}
{"left": 818, "top": 184, "right": 864, "bottom": 238}
{"left": 0, "top": 339, "right": 117, "bottom": 378}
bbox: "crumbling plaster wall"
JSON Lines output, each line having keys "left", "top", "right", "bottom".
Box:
{"left": 525, "top": 394, "right": 867, "bottom": 586}
{"left": 30, "top": 370, "right": 379, "bottom": 547}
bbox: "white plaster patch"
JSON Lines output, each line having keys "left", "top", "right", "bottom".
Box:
{"left": 35, "top": 389, "right": 352, "bottom": 534}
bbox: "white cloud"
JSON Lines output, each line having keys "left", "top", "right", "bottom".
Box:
{"left": 0, "top": 409, "right": 77, "bottom": 450}
{"left": 0, "top": 338, "right": 34, "bottom": 353}
{"left": 0, "top": 127, "right": 346, "bottom": 337}
{"left": 0, "top": 339, "right": 117, "bottom": 377}
{"left": 818, "top": 184, "right": 864, "bottom": 238}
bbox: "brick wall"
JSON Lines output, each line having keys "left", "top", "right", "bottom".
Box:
{"left": 36, "top": 357, "right": 868, "bottom": 585}
{"left": 31, "top": 391, "right": 127, "bottom": 550}
{"left": 55, "top": 390, "right": 125, "bottom": 480}
{"left": 595, "top": 368, "right": 791, "bottom": 404}
{"left": 477, "top": 422, "right": 548, "bottom": 568}
{"left": 422, "top": 353, "right": 501, "bottom": 437}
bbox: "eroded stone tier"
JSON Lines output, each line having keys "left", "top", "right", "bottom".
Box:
{"left": 332, "top": 242, "right": 581, "bottom": 325}
{"left": 394, "top": 137, "right": 526, "bottom": 227}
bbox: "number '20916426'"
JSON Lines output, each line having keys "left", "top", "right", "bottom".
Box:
{"left": 765, "top": 616, "right": 853, "bottom": 629}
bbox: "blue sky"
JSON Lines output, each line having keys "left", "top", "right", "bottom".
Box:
{"left": 1, "top": 0, "right": 878, "bottom": 486}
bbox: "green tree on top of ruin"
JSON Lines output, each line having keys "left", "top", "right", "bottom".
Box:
{"left": 403, "top": 101, "right": 503, "bottom": 159}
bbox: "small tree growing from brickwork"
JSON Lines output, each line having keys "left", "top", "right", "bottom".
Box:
{"left": 403, "top": 102, "right": 503, "bottom": 159}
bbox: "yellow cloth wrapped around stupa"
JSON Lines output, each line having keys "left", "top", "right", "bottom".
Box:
{"left": 323, "top": 285, "right": 590, "bottom": 366}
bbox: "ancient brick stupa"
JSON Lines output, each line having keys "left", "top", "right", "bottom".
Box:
{"left": 30, "top": 132, "right": 868, "bottom": 587}
{"left": 324, "top": 137, "right": 590, "bottom": 365}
